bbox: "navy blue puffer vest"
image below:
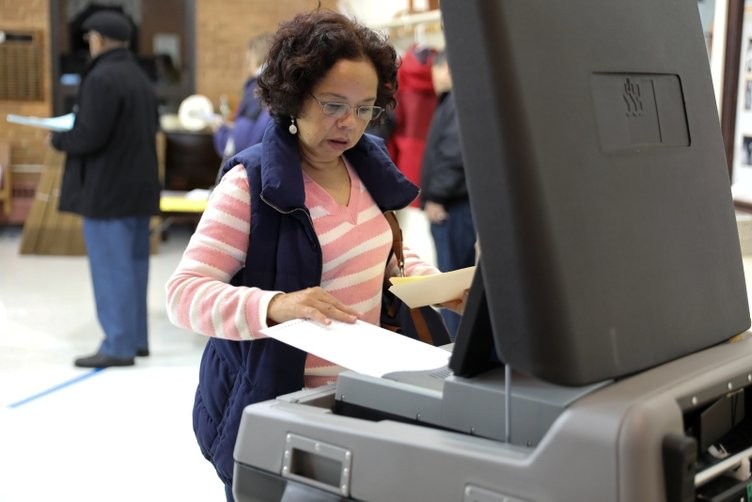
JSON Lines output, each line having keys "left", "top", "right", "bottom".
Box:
{"left": 192, "top": 122, "right": 419, "bottom": 485}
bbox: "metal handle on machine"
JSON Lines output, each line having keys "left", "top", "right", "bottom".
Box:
{"left": 281, "top": 433, "right": 353, "bottom": 497}
{"left": 695, "top": 444, "right": 752, "bottom": 487}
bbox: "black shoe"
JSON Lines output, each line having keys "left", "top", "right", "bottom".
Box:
{"left": 74, "top": 353, "right": 135, "bottom": 368}
{"left": 136, "top": 348, "right": 150, "bottom": 357}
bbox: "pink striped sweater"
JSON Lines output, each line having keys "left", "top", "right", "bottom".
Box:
{"left": 165, "top": 162, "right": 439, "bottom": 387}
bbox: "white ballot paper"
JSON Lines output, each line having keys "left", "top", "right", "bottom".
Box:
{"left": 389, "top": 265, "right": 476, "bottom": 308}
{"left": 6, "top": 113, "right": 75, "bottom": 132}
{"left": 260, "top": 319, "right": 451, "bottom": 378}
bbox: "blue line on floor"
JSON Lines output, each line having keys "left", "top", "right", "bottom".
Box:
{"left": 7, "top": 368, "right": 105, "bottom": 409}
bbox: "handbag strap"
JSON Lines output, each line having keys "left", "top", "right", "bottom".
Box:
{"left": 383, "top": 211, "right": 449, "bottom": 346}
{"left": 384, "top": 210, "right": 405, "bottom": 277}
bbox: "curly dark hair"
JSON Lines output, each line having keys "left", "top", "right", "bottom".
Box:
{"left": 257, "top": 9, "right": 399, "bottom": 126}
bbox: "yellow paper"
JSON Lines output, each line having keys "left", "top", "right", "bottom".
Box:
{"left": 388, "top": 266, "right": 476, "bottom": 308}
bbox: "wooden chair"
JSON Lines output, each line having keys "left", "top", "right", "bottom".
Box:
{"left": 0, "top": 142, "right": 11, "bottom": 217}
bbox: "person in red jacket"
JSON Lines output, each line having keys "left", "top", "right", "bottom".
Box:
{"left": 388, "top": 44, "right": 438, "bottom": 204}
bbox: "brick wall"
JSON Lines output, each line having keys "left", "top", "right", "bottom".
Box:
{"left": 195, "top": 0, "right": 338, "bottom": 112}
{"left": 0, "top": 0, "right": 337, "bottom": 223}
{"left": 0, "top": 0, "right": 338, "bottom": 167}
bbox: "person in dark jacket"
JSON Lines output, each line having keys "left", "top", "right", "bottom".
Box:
{"left": 421, "top": 50, "right": 476, "bottom": 339}
{"left": 50, "top": 10, "right": 161, "bottom": 368}
{"left": 165, "top": 10, "right": 466, "bottom": 501}
{"left": 212, "top": 33, "right": 273, "bottom": 164}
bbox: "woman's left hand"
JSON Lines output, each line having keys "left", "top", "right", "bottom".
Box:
{"left": 437, "top": 289, "right": 469, "bottom": 315}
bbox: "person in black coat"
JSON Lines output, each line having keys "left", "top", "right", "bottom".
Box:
{"left": 420, "top": 50, "right": 476, "bottom": 339}
{"left": 50, "top": 10, "right": 161, "bottom": 368}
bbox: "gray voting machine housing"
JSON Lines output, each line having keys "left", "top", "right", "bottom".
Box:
{"left": 231, "top": 0, "right": 752, "bottom": 500}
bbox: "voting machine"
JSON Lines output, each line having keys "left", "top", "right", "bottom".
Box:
{"left": 231, "top": 0, "right": 752, "bottom": 500}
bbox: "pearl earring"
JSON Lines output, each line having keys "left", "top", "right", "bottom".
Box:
{"left": 288, "top": 116, "right": 298, "bottom": 135}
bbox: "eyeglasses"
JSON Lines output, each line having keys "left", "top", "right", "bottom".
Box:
{"left": 311, "top": 95, "right": 384, "bottom": 121}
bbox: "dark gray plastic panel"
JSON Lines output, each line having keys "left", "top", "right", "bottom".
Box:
{"left": 441, "top": 0, "right": 750, "bottom": 385}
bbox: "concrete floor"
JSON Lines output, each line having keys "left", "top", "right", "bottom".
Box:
{"left": 0, "top": 209, "right": 436, "bottom": 502}
{"left": 5, "top": 210, "right": 752, "bottom": 502}
{"left": 0, "top": 224, "right": 223, "bottom": 502}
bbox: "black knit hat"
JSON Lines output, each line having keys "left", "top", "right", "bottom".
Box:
{"left": 82, "top": 11, "right": 132, "bottom": 42}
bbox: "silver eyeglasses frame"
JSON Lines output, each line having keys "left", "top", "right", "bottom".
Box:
{"left": 310, "top": 95, "right": 384, "bottom": 121}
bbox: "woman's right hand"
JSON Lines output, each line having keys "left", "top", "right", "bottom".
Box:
{"left": 267, "top": 287, "right": 360, "bottom": 326}
{"left": 424, "top": 201, "right": 448, "bottom": 224}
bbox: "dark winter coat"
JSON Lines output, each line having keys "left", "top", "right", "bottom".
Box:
{"left": 51, "top": 48, "right": 160, "bottom": 218}
{"left": 420, "top": 91, "right": 468, "bottom": 206}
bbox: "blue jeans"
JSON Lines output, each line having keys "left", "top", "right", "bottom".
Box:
{"left": 430, "top": 199, "right": 476, "bottom": 340}
{"left": 83, "top": 216, "right": 150, "bottom": 359}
